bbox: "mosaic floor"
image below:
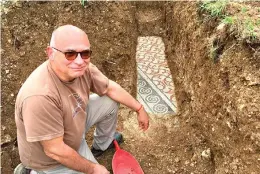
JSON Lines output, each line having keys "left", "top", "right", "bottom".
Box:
{"left": 136, "top": 36, "right": 177, "bottom": 114}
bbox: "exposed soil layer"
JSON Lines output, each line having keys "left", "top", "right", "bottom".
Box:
{"left": 164, "top": 2, "right": 260, "bottom": 173}
{"left": 1, "top": 1, "right": 260, "bottom": 174}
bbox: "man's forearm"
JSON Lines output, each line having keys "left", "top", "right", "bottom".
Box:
{"left": 106, "top": 80, "right": 149, "bottom": 131}
{"left": 106, "top": 80, "right": 141, "bottom": 111}
{"left": 45, "top": 142, "right": 95, "bottom": 173}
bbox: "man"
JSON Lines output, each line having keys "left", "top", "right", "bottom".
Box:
{"left": 14, "top": 25, "right": 149, "bottom": 174}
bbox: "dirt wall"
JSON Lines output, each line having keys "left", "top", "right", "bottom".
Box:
{"left": 165, "top": 2, "right": 259, "bottom": 173}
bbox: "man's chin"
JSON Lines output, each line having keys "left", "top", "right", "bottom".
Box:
{"left": 70, "top": 71, "right": 85, "bottom": 78}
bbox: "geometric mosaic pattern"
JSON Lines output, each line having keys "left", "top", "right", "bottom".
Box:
{"left": 136, "top": 36, "right": 177, "bottom": 114}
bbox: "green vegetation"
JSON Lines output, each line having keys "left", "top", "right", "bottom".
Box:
{"left": 200, "top": 1, "right": 260, "bottom": 63}
{"left": 80, "top": 0, "right": 87, "bottom": 6}
{"left": 222, "top": 16, "right": 235, "bottom": 24}
{"left": 244, "top": 18, "right": 257, "bottom": 39}
{"left": 200, "top": 1, "right": 228, "bottom": 17}
{"left": 241, "top": 6, "right": 248, "bottom": 13}
{"left": 200, "top": 1, "right": 260, "bottom": 43}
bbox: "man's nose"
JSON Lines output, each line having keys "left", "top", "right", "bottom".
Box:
{"left": 74, "top": 53, "right": 84, "bottom": 64}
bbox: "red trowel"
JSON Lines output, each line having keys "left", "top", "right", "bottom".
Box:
{"left": 112, "top": 140, "right": 144, "bottom": 174}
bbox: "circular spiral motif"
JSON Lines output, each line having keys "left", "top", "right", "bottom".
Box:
{"left": 145, "top": 95, "right": 160, "bottom": 103}
{"left": 153, "top": 104, "right": 168, "bottom": 113}
{"left": 138, "top": 80, "right": 146, "bottom": 88}
{"left": 139, "top": 87, "right": 152, "bottom": 95}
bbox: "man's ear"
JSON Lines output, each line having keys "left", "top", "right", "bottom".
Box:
{"left": 46, "top": 46, "right": 54, "bottom": 60}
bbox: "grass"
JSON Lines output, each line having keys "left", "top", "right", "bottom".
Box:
{"left": 80, "top": 0, "right": 87, "bottom": 6}
{"left": 243, "top": 18, "right": 258, "bottom": 40}
{"left": 200, "top": 1, "right": 260, "bottom": 63}
{"left": 200, "top": 0, "right": 228, "bottom": 18}
{"left": 222, "top": 16, "right": 235, "bottom": 25}
{"left": 200, "top": 1, "right": 260, "bottom": 44}
{"left": 241, "top": 6, "right": 248, "bottom": 13}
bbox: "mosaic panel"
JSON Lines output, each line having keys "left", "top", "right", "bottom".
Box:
{"left": 136, "top": 36, "right": 177, "bottom": 114}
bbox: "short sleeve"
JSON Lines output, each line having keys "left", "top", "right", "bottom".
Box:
{"left": 89, "top": 64, "right": 109, "bottom": 96}
{"left": 22, "top": 96, "right": 64, "bottom": 142}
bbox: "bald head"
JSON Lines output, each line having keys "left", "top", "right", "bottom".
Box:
{"left": 46, "top": 25, "right": 91, "bottom": 82}
{"left": 50, "top": 25, "right": 90, "bottom": 49}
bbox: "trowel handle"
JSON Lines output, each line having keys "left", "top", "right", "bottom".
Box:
{"left": 113, "top": 140, "right": 120, "bottom": 151}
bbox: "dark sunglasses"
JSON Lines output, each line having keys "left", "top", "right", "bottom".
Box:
{"left": 52, "top": 47, "right": 92, "bottom": 61}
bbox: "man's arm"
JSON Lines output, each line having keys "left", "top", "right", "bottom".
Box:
{"left": 40, "top": 136, "right": 109, "bottom": 174}
{"left": 105, "top": 80, "right": 149, "bottom": 130}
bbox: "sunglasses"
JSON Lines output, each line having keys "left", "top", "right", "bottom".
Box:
{"left": 52, "top": 47, "right": 92, "bottom": 61}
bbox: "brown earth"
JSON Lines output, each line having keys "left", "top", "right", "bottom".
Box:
{"left": 1, "top": 1, "right": 260, "bottom": 174}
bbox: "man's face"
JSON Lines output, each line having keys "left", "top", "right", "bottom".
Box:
{"left": 50, "top": 30, "right": 91, "bottom": 81}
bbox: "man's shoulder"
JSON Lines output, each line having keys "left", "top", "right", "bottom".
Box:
{"left": 88, "top": 63, "right": 103, "bottom": 75}
{"left": 83, "top": 63, "right": 98, "bottom": 79}
{"left": 17, "top": 61, "right": 58, "bottom": 103}
{"left": 88, "top": 63, "right": 99, "bottom": 71}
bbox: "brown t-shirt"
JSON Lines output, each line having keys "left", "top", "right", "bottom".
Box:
{"left": 15, "top": 61, "right": 109, "bottom": 170}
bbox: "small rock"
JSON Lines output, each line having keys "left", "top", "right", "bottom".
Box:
{"left": 5, "top": 69, "right": 9, "bottom": 74}
{"left": 11, "top": 93, "right": 14, "bottom": 97}
{"left": 0, "top": 49, "right": 4, "bottom": 54}
{"left": 217, "top": 23, "right": 226, "bottom": 31}
{"left": 231, "top": 163, "right": 238, "bottom": 170}
{"left": 243, "top": 73, "right": 260, "bottom": 86}
{"left": 1, "top": 125, "right": 6, "bottom": 131}
{"left": 167, "top": 168, "right": 176, "bottom": 173}
{"left": 7, "top": 74, "right": 12, "bottom": 78}
{"left": 174, "top": 157, "right": 180, "bottom": 163}
{"left": 20, "top": 51, "right": 26, "bottom": 56}
{"left": 201, "top": 148, "right": 211, "bottom": 159}
{"left": 226, "top": 121, "right": 232, "bottom": 129}
{"left": 15, "top": 2, "right": 23, "bottom": 8}
{"left": 1, "top": 134, "right": 12, "bottom": 145}
{"left": 250, "top": 133, "right": 260, "bottom": 142}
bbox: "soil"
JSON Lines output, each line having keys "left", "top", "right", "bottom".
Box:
{"left": 1, "top": 1, "right": 259, "bottom": 174}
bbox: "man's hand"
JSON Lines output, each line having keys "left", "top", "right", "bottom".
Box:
{"left": 137, "top": 106, "right": 149, "bottom": 131}
{"left": 41, "top": 136, "right": 109, "bottom": 174}
{"left": 92, "top": 164, "right": 110, "bottom": 174}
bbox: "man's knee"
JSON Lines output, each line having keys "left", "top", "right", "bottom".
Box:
{"left": 102, "top": 95, "right": 119, "bottom": 111}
